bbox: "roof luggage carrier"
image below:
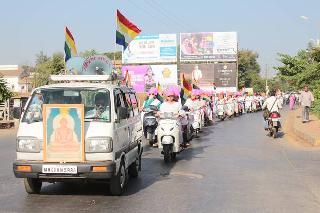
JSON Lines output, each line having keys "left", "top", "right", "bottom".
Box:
{"left": 50, "top": 75, "right": 118, "bottom": 83}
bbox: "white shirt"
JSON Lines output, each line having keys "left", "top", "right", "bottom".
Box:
{"left": 160, "top": 101, "right": 182, "bottom": 114}
{"left": 192, "top": 69, "right": 203, "bottom": 82}
{"left": 262, "top": 96, "right": 282, "bottom": 112}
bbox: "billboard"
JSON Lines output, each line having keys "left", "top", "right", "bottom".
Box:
{"left": 214, "top": 63, "right": 237, "bottom": 88}
{"left": 180, "top": 64, "right": 215, "bottom": 89}
{"left": 122, "top": 34, "right": 177, "bottom": 64}
{"left": 122, "top": 65, "right": 178, "bottom": 92}
{"left": 180, "top": 63, "right": 237, "bottom": 89}
{"left": 180, "top": 32, "right": 237, "bottom": 62}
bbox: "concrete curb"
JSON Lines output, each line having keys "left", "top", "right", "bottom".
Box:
{"left": 292, "top": 110, "right": 320, "bottom": 146}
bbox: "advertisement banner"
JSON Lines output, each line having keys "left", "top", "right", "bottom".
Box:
{"left": 122, "top": 65, "right": 177, "bottom": 92}
{"left": 214, "top": 63, "right": 237, "bottom": 88}
{"left": 122, "top": 34, "right": 177, "bottom": 64}
{"left": 180, "top": 32, "right": 237, "bottom": 62}
{"left": 180, "top": 64, "right": 215, "bottom": 89}
{"left": 180, "top": 63, "right": 237, "bottom": 89}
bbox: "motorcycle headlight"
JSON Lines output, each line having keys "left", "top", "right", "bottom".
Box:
{"left": 86, "top": 137, "right": 113, "bottom": 153}
{"left": 17, "top": 137, "right": 41, "bottom": 153}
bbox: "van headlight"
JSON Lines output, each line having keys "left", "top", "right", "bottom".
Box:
{"left": 17, "top": 138, "right": 41, "bottom": 153}
{"left": 86, "top": 137, "right": 113, "bottom": 153}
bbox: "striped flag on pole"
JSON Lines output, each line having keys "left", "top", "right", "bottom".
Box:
{"left": 116, "top": 10, "right": 141, "bottom": 50}
{"left": 64, "top": 26, "right": 77, "bottom": 62}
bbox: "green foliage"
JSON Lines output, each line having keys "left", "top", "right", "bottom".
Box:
{"left": 79, "top": 49, "right": 99, "bottom": 59}
{"left": 31, "top": 52, "right": 65, "bottom": 87}
{"left": 104, "top": 51, "right": 122, "bottom": 60}
{"left": 0, "top": 77, "right": 12, "bottom": 102}
{"left": 276, "top": 47, "right": 320, "bottom": 115}
{"left": 237, "top": 49, "right": 265, "bottom": 92}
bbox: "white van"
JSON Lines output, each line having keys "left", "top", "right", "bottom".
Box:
{"left": 13, "top": 75, "right": 143, "bottom": 195}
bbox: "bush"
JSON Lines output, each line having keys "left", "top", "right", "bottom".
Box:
{"left": 311, "top": 80, "right": 320, "bottom": 117}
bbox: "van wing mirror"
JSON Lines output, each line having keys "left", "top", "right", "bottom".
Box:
{"left": 12, "top": 107, "right": 22, "bottom": 119}
{"left": 117, "top": 107, "right": 128, "bottom": 121}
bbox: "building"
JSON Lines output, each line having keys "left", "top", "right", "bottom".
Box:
{"left": 0, "top": 65, "right": 31, "bottom": 94}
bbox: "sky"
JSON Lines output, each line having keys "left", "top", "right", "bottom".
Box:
{"left": 1, "top": 0, "right": 320, "bottom": 76}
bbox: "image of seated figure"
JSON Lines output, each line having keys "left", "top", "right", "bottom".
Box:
{"left": 48, "top": 116, "right": 80, "bottom": 153}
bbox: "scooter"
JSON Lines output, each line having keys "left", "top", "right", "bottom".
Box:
{"left": 266, "top": 111, "right": 281, "bottom": 138}
{"left": 157, "top": 111, "right": 185, "bottom": 163}
{"left": 180, "top": 109, "right": 194, "bottom": 143}
{"left": 143, "top": 105, "right": 158, "bottom": 146}
{"left": 216, "top": 102, "right": 226, "bottom": 121}
{"left": 225, "top": 101, "right": 234, "bottom": 118}
{"left": 191, "top": 109, "right": 202, "bottom": 137}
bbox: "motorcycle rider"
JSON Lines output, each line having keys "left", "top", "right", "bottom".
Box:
{"left": 142, "top": 87, "right": 162, "bottom": 111}
{"left": 158, "top": 86, "right": 186, "bottom": 145}
{"left": 141, "top": 87, "right": 162, "bottom": 146}
{"left": 184, "top": 89, "right": 202, "bottom": 112}
{"left": 262, "top": 90, "right": 282, "bottom": 129}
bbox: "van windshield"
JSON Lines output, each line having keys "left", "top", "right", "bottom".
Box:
{"left": 22, "top": 88, "right": 111, "bottom": 123}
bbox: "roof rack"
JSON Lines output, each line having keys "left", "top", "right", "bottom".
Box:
{"left": 50, "top": 75, "right": 113, "bottom": 82}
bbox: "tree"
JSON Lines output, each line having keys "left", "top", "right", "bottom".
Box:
{"left": 0, "top": 77, "right": 12, "bottom": 102}
{"left": 276, "top": 47, "right": 320, "bottom": 116}
{"left": 237, "top": 49, "right": 264, "bottom": 91}
{"left": 79, "top": 49, "right": 99, "bottom": 59}
{"left": 31, "top": 51, "right": 66, "bottom": 87}
{"left": 35, "top": 51, "right": 50, "bottom": 64}
{"left": 104, "top": 51, "right": 122, "bottom": 60}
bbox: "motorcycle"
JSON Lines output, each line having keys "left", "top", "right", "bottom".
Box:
{"left": 267, "top": 111, "right": 281, "bottom": 138}
{"left": 143, "top": 105, "right": 158, "bottom": 146}
{"left": 157, "top": 111, "right": 185, "bottom": 163}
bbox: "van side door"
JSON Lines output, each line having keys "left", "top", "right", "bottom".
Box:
{"left": 113, "top": 88, "right": 129, "bottom": 161}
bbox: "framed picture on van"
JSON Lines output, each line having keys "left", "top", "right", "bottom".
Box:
{"left": 43, "top": 104, "right": 85, "bottom": 162}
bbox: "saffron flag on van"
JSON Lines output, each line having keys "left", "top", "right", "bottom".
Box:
{"left": 116, "top": 9, "right": 141, "bottom": 50}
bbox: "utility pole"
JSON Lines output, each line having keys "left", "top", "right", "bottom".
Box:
{"left": 265, "top": 64, "right": 269, "bottom": 95}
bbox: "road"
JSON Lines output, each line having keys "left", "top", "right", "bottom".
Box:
{"left": 1, "top": 112, "right": 320, "bottom": 213}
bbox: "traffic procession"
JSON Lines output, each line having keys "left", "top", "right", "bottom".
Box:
{"left": 1, "top": 3, "right": 320, "bottom": 213}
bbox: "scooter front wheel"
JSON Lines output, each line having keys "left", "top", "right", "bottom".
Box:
{"left": 163, "top": 144, "right": 172, "bottom": 163}
{"left": 148, "top": 139, "right": 154, "bottom": 146}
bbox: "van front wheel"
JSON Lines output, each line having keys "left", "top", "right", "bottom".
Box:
{"left": 129, "top": 155, "right": 141, "bottom": 178}
{"left": 24, "top": 178, "right": 42, "bottom": 194}
{"left": 109, "top": 161, "right": 126, "bottom": 196}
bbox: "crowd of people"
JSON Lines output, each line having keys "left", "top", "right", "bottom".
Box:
{"left": 141, "top": 85, "right": 271, "bottom": 146}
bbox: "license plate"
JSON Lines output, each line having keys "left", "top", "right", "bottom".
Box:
{"left": 42, "top": 165, "right": 77, "bottom": 174}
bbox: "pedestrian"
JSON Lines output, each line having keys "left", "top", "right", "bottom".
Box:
{"left": 289, "top": 93, "right": 296, "bottom": 110}
{"left": 299, "top": 85, "right": 314, "bottom": 123}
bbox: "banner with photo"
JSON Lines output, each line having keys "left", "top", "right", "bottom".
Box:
{"left": 180, "top": 63, "right": 237, "bottom": 89}
{"left": 180, "top": 32, "right": 237, "bottom": 62}
{"left": 122, "top": 34, "right": 177, "bottom": 64}
{"left": 122, "top": 65, "right": 178, "bottom": 92}
{"left": 180, "top": 64, "right": 215, "bottom": 89}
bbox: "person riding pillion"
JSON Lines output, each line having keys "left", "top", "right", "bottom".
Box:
{"left": 142, "top": 87, "right": 161, "bottom": 111}
{"left": 262, "top": 90, "right": 282, "bottom": 129}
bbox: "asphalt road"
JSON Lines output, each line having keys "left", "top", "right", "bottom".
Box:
{"left": 1, "top": 112, "right": 320, "bottom": 213}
